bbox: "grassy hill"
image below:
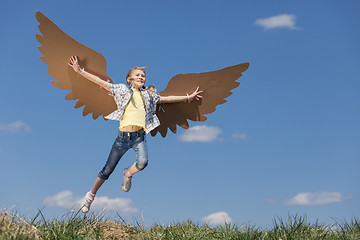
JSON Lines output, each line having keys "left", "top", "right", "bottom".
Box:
{"left": 1, "top": 209, "right": 359, "bottom": 239}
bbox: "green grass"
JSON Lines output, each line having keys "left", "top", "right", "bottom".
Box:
{"left": 1, "top": 209, "right": 359, "bottom": 239}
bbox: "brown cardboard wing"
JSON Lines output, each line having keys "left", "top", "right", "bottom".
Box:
{"left": 151, "top": 63, "right": 249, "bottom": 137}
{"left": 36, "top": 11, "right": 249, "bottom": 137}
{"left": 36, "top": 11, "right": 117, "bottom": 119}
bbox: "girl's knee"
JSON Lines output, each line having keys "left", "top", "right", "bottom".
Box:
{"left": 98, "top": 170, "right": 110, "bottom": 180}
{"left": 135, "top": 160, "right": 148, "bottom": 171}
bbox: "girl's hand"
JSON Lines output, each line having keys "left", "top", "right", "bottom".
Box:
{"left": 189, "top": 87, "right": 203, "bottom": 101}
{"left": 68, "top": 56, "right": 81, "bottom": 73}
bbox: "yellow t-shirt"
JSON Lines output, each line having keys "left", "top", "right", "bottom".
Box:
{"left": 119, "top": 88, "right": 146, "bottom": 130}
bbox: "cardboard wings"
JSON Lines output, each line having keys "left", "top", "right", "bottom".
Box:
{"left": 36, "top": 11, "right": 249, "bottom": 137}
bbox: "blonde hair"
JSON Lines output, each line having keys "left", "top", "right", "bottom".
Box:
{"left": 126, "top": 66, "right": 156, "bottom": 95}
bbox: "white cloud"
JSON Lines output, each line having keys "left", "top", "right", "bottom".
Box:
{"left": 43, "top": 190, "right": 139, "bottom": 214}
{"left": 232, "top": 133, "right": 247, "bottom": 140}
{"left": 0, "top": 121, "right": 31, "bottom": 133}
{"left": 92, "top": 196, "right": 138, "bottom": 213}
{"left": 179, "top": 125, "right": 222, "bottom": 142}
{"left": 202, "top": 212, "right": 232, "bottom": 226}
{"left": 284, "top": 192, "right": 344, "bottom": 206}
{"left": 43, "top": 190, "right": 77, "bottom": 208}
{"left": 255, "top": 14, "right": 299, "bottom": 30}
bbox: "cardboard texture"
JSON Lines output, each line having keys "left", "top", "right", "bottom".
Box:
{"left": 36, "top": 11, "right": 249, "bottom": 137}
{"left": 153, "top": 63, "right": 249, "bottom": 137}
{"left": 36, "top": 11, "right": 116, "bottom": 119}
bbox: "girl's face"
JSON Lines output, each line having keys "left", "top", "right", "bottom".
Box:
{"left": 128, "top": 69, "right": 146, "bottom": 89}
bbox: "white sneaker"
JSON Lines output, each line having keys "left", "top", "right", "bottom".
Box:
{"left": 81, "top": 192, "right": 94, "bottom": 213}
{"left": 122, "top": 168, "right": 132, "bottom": 192}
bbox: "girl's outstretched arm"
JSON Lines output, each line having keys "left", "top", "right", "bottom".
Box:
{"left": 68, "top": 56, "right": 110, "bottom": 91}
{"left": 160, "top": 87, "right": 203, "bottom": 103}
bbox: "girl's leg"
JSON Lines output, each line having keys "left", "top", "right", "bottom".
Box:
{"left": 82, "top": 177, "right": 104, "bottom": 212}
{"left": 129, "top": 134, "right": 148, "bottom": 176}
{"left": 98, "top": 136, "right": 129, "bottom": 181}
{"left": 122, "top": 163, "right": 139, "bottom": 191}
{"left": 129, "top": 162, "right": 140, "bottom": 175}
{"left": 81, "top": 134, "right": 130, "bottom": 213}
{"left": 122, "top": 132, "right": 148, "bottom": 192}
{"left": 90, "top": 177, "right": 106, "bottom": 195}
{"left": 82, "top": 134, "right": 129, "bottom": 213}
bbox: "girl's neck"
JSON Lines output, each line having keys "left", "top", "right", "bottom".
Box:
{"left": 130, "top": 84, "right": 140, "bottom": 90}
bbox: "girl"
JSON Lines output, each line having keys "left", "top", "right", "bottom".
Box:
{"left": 68, "top": 56, "right": 202, "bottom": 213}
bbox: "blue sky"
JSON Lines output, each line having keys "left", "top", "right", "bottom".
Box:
{"left": 0, "top": 0, "right": 359, "bottom": 228}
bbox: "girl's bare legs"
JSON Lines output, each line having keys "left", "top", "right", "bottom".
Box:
{"left": 90, "top": 162, "right": 139, "bottom": 195}
{"left": 129, "top": 162, "right": 140, "bottom": 175}
{"left": 90, "top": 162, "right": 139, "bottom": 194}
{"left": 122, "top": 162, "right": 140, "bottom": 192}
{"left": 82, "top": 177, "right": 104, "bottom": 213}
{"left": 90, "top": 177, "right": 106, "bottom": 195}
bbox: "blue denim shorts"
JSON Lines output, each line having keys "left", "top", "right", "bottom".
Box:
{"left": 98, "top": 129, "right": 148, "bottom": 180}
